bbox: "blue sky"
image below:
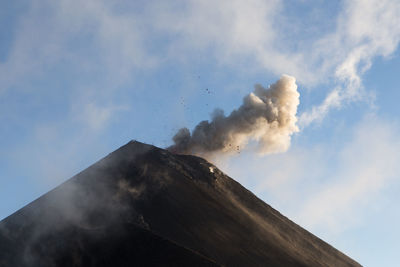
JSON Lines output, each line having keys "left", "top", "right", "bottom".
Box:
{"left": 1, "top": 1, "right": 400, "bottom": 266}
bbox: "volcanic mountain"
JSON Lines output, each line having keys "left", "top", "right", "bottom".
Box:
{"left": 0, "top": 141, "right": 361, "bottom": 266}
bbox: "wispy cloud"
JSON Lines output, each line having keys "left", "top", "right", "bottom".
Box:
{"left": 74, "top": 102, "right": 129, "bottom": 131}
{"left": 0, "top": 0, "right": 158, "bottom": 94}
{"left": 297, "top": 115, "right": 400, "bottom": 233}
{"left": 300, "top": 0, "right": 400, "bottom": 126}
{"left": 3, "top": 1, "right": 399, "bottom": 116}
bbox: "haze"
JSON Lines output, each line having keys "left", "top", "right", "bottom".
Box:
{"left": 1, "top": 1, "right": 400, "bottom": 266}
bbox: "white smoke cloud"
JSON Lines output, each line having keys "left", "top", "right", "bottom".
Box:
{"left": 169, "top": 75, "right": 300, "bottom": 157}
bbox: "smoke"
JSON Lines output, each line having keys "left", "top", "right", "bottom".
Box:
{"left": 168, "top": 75, "right": 300, "bottom": 157}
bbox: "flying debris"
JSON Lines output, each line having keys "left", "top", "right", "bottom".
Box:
{"left": 169, "top": 75, "right": 300, "bottom": 158}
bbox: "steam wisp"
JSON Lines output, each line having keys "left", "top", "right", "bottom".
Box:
{"left": 169, "top": 75, "right": 300, "bottom": 157}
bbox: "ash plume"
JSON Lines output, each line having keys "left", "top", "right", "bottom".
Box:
{"left": 168, "top": 75, "right": 300, "bottom": 157}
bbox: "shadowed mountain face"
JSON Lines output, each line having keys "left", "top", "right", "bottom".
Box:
{"left": 0, "top": 141, "right": 361, "bottom": 267}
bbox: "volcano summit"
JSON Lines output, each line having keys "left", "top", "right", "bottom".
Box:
{"left": 0, "top": 141, "right": 360, "bottom": 266}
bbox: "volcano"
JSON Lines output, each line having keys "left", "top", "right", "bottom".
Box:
{"left": 0, "top": 141, "right": 360, "bottom": 266}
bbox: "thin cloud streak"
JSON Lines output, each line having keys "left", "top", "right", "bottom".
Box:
{"left": 3, "top": 1, "right": 399, "bottom": 110}
{"left": 300, "top": 0, "right": 400, "bottom": 127}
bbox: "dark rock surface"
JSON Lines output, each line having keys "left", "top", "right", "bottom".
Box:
{"left": 0, "top": 141, "right": 361, "bottom": 266}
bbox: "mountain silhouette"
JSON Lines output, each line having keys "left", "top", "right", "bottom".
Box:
{"left": 0, "top": 141, "right": 361, "bottom": 266}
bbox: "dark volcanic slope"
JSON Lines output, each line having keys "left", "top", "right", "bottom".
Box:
{"left": 0, "top": 141, "right": 361, "bottom": 267}
{"left": 0, "top": 221, "right": 217, "bottom": 267}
